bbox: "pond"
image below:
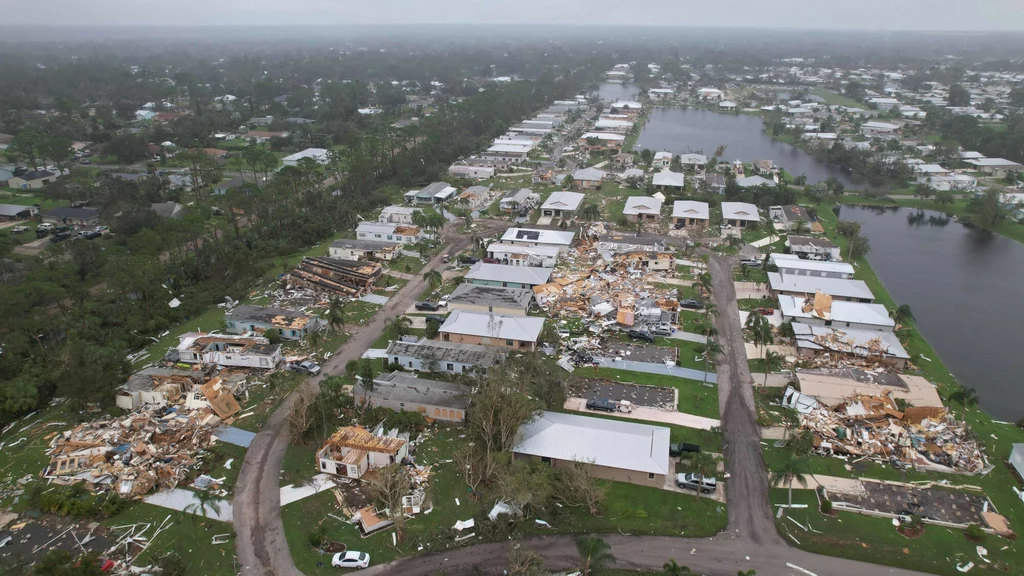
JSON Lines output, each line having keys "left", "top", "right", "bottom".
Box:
{"left": 840, "top": 205, "right": 1024, "bottom": 421}
{"left": 593, "top": 82, "right": 639, "bottom": 103}
{"left": 636, "top": 108, "right": 856, "bottom": 187}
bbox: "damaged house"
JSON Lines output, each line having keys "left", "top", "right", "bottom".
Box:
{"left": 116, "top": 367, "right": 205, "bottom": 411}
{"left": 792, "top": 323, "right": 910, "bottom": 369}
{"left": 317, "top": 426, "right": 409, "bottom": 479}
{"left": 485, "top": 242, "right": 560, "bottom": 268}
{"left": 779, "top": 293, "right": 895, "bottom": 332}
{"left": 171, "top": 332, "right": 282, "bottom": 369}
{"left": 447, "top": 284, "right": 534, "bottom": 316}
{"left": 769, "top": 254, "right": 854, "bottom": 279}
{"left": 329, "top": 238, "right": 400, "bottom": 262}
{"left": 499, "top": 228, "right": 575, "bottom": 254}
{"left": 356, "top": 372, "right": 470, "bottom": 423}
{"left": 786, "top": 235, "right": 840, "bottom": 261}
{"left": 355, "top": 222, "right": 424, "bottom": 244}
{"left": 288, "top": 256, "right": 382, "bottom": 297}
{"left": 224, "top": 305, "right": 323, "bottom": 340}
{"left": 385, "top": 338, "right": 505, "bottom": 375}
{"left": 438, "top": 310, "right": 545, "bottom": 351}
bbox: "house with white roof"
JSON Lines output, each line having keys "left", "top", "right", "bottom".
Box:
{"left": 282, "top": 148, "right": 330, "bottom": 167}
{"left": 787, "top": 236, "right": 840, "bottom": 261}
{"left": 914, "top": 164, "right": 951, "bottom": 178}
{"left": 652, "top": 151, "right": 673, "bottom": 169}
{"left": 511, "top": 411, "right": 671, "bottom": 487}
{"left": 966, "top": 158, "right": 1022, "bottom": 178}
{"left": 861, "top": 121, "right": 901, "bottom": 138}
{"left": 768, "top": 254, "right": 854, "bottom": 279}
{"left": 609, "top": 101, "right": 642, "bottom": 111}
{"left": 697, "top": 88, "right": 725, "bottom": 101}
{"left": 438, "top": 310, "right": 545, "bottom": 351}
{"left": 651, "top": 170, "right": 684, "bottom": 193}
{"left": 779, "top": 293, "right": 895, "bottom": 332}
{"left": 767, "top": 272, "right": 875, "bottom": 303}
{"left": 355, "top": 222, "right": 423, "bottom": 244}
{"left": 499, "top": 228, "right": 575, "bottom": 253}
{"left": 678, "top": 154, "right": 708, "bottom": 171}
{"left": 404, "top": 182, "right": 456, "bottom": 205}
{"left": 867, "top": 97, "right": 900, "bottom": 110}
{"left": 540, "top": 191, "right": 585, "bottom": 219}
{"left": 485, "top": 243, "right": 560, "bottom": 268}
{"left": 672, "top": 201, "right": 709, "bottom": 227}
{"left": 920, "top": 174, "right": 977, "bottom": 191}
{"left": 594, "top": 118, "right": 634, "bottom": 133}
{"left": 378, "top": 205, "right": 422, "bottom": 224}
{"left": 736, "top": 175, "right": 776, "bottom": 188}
{"left": 623, "top": 196, "right": 663, "bottom": 223}
{"left": 721, "top": 202, "right": 760, "bottom": 228}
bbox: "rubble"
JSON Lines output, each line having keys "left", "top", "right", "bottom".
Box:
{"left": 44, "top": 404, "right": 233, "bottom": 499}
{"left": 787, "top": 386, "right": 989, "bottom": 474}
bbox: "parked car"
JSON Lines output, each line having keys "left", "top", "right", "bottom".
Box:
{"left": 650, "top": 322, "right": 673, "bottom": 336}
{"left": 332, "top": 551, "right": 370, "bottom": 569}
{"left": 95, "top": 225, "right": 109, "bottom": 232}
{"left": 441, "top": 253, "right": 451, "bottom": 263}
{"left": 37, "top": 223, "right": 54, "bottom": 231}
{"left": 424, "top": 315, "right": 446, "bottom": 324}
{"left": 626, "top": 329, "right": 655, "bottom": 343}
{"left": 458, "top": 255, "right": 479, "bottom": 265}
{"left": 482, "top": 257, "right": 499, "bottom": 264}
{"left": 669, "top": 443, "right": 701, "bottom": 457}
{"left": 585, "top": 398, "right": 617, "bottom": 412}
{"left": 35, "top": 228, "right": 50, "bottom": 239}
{"left": 753, "top": 307, "right": 774, "bottom": 316}
{"left": 50, "top": 232, "right": 73, "bottom": 243}
{"left": 675, "top": 472, "right": 717, "bottom": 494}
{"left": 673, "top": 222, "right": 685, "bottom": 230}
{"left": 415, "top": 301, "right": 442, "bottom": 311}
{"left": 289, "top": 361, "right": 322, "bottom": 376}
{"left": 11, "top": 225, "right": 29, "bottom": 233}
{"left": 680, "top": 299, "right": 704, "bottom": 310}
{"left": 81, "top": 230, "right": 103, "bottom": 240}
{"left": 740, "top": 259, "right": 762, "bottom": 268}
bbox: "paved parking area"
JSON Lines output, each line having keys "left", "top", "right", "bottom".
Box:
{"left": 601, "top": 342, "right": 677, "bottom": 364}
{"left": 568, "top": 378, "right": 676, "bottom": 408}
{"left": 829, "top": 481, "right": 988, "bottom": 524}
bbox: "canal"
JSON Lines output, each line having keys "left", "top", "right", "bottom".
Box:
{"left": 840, "top": 205, "right": 1024, "bottom": 421}
{"left": 637, "top": 107, "right": 856, "bottom": 187}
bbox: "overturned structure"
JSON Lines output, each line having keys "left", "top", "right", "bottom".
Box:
{"left": 288, "top": 256, "right": 382, "bottom": 297}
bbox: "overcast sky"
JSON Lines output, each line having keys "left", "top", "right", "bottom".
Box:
{"left": 5, "top": 0, "right": 1024, "bottom": 30}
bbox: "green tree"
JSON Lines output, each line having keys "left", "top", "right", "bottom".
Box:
{"left": 848, "top": 232, "right": 871, "bottom": 260}
{"left": 949, "top": 386, "right": 980, "bottom": 408}
{"left": 769, "top": 452, "right": 810, "bottom": 506}
{"left": 387, "top": 315, "right": 412, "bottom": 339}
{"left": 793, "top": 173, "right": 807, "bottom": 187}
{"left": 663, "top": 559, "right": 692, "bottom": 575}
{"left": 359, "top": 359, "right": 376, "bottom": 392}
{"left": 423, "top": 269, "right": 443, "bottom": 291}
{"left": 948, "top": 83, "right": 971, "bottom": 107}
{"left": 762, "top": 350, "right": 784, "bottom": 387}
{"left": 967, "top": 190, "right": 1005, "bottom": 226}
{"left": 184, "top": 490, "right": 223, "bottom": 526}
{"left": 325, "top": 297, "right": 346, "bottom": 331}
{"left": 576, "top": 536, "right": 615, "bottom": 576}
{"left": 891, "top": 304, "right": 915, "bottom": 327}
{"left": 579, "top": 203, "right": 602, "bottom": 222}
{"left": 6, "top": 130, "right": 44, "bottom": 169}
{"left": 745, "top": 312, "right": 774, "bottom": 357}
{"left": 691, "top": 452, "right": 720, "bottom": 501}
{"left": 696, "top": 339, "right": 723, "bottom": 384}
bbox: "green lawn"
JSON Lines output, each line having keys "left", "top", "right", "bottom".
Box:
{"left": 586, "top": 367, "right": 718, "bottom": 419}
{"left": 810, "top": 88, "right": 864, "bottom": 109}
{"left": 282, "top": 426, "right": 726, "bottom": 573}
{"left": 388, "top": 255, "right": 427, "bottom": 274}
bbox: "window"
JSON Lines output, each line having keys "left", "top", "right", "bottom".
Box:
{"left": 505, "top": 339, "right": 514, "bottom": 346}
{"left": 824, "top": 320, "right": 832, "bottom": 327}
{"left": 321, "top": 461, "right": 327, "bottom": 470}
{"left": 502, "top": 282, "right": 508, "bottom": 287}
{"left": 446, "top": 363, "right": 454, "bottom": 371}
{"left": 541, "top": 457, "right": 552, "bottom": 465}
{"left": 434, "top": 408, "right": 440, "bottom": 416}
{"left": 375, "top": 234, "right": 381, "bottom": 238}
{"left": 648, "top": 472, "right": 655, "bottom": 479}
{"left": 488, "top": 306, "right": 493, "bottom": 313}
{"left": 387, "top": 235, "right": 393, "bottom": 240}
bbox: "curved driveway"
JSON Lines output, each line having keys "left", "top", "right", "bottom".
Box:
{"left": 234, "top": 248, "right": 933, "bottom": 576}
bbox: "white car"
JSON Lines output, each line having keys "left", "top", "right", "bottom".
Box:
{"left": 332, "top": 551, "right": 370, "bottom": 569}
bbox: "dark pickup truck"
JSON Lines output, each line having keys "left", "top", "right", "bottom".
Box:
{"left": 626, "top": 329, "right": 655, "bottom": 343}
{"left": 585, "top": 398, "right": 618, "bottom": 412}
{"left": 669, "top": 443, "right": 701, "bottom": 457}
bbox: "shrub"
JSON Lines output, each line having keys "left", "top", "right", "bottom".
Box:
{"left": 965, "top": 523, "right": 987, "bottom": 542}
{"left": 307, "top": 526, "right": 327, "bottom": 548}
{"left": 820, "top": 499, "right": 833, "bottom": 514}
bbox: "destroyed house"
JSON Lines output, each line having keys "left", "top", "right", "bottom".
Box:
{"left": 767, "top": 272, "right": 874, "bottom": 303}
{"left": 173, "top": 332, "right": 282, "bottom": 369}
{"left": 485, "top": 243, "right": 560, "bottom": 268}
{"left": 356, "top": 372, "right": 469, "bottom": 423}
{"left": 438, "top": 310, "right": 544, "bottom": 351}
{"left": 317, "top": 426, "right": 408, "bottom": 479}
{"left": 385, "top": 338, "right": 505, "bottom": 375}
{"left": 183, "top": 376, "right": 242, "bottom": 419}
{"left": 224, "top": 305, "right": 322, "bottom": 340}
{"left": 288, "top": 256, "right": 382, "bottom": 296}
{"left": 499, "top": 188, "right": 535, "bottom": 213}
{"left": 447, "top": 284, "right": 534, "bottom": 316}
{"left": 786, "top": 235, "right": 840, "bottom": 261}
{"left": 795, "top": 370, "right": 943, "bottom": 409}
{"left": 779, "top": 294, "right": 894, "bottom": 332}
{"left": 609, "top": 250, "right": 675, "bottom": 273}
{"left": 511, "top": 411, "right": 671, "bottom": 488}
{"left": 792, "top": 324, "right": 909, "bottom": 369}
{"left": 329, "top": 238, "right": 400, "bottom": 262}
{"left": 464, "top": 262, "right": 552, "bottom": 289}
{"left": 769, "top": 254, "right": 854, "bottom": 279}
{"left": 116, "top": 367, "right": 203, "bottom": 410}
{"left": 499, "top": 228, "right": 575, "bottom": 253}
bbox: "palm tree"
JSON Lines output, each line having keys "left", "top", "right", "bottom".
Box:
{"left": 762, "top": 350, "right": 783, "bottom": 387}
{"left": 662, "top": 559, "right": 692, "bottom": 575}
{"left": 702, "top": 301, "right": 718, "bottom": 319}
{"left": 745, "top": 312, "right": 773, "bottom": 356}
{"left": 307, "top": 329, "right": 325, "bottom": 353}
{"left": 576, "top": 536, "right": 615, "bottom": 576}
{"left": 423, "top": 269, "right": 443, "bottom": 291}
{"left": 325, "top": 297, "right": 346, "bottom": 331}
{"left": 579, "top": 203, "right": 601, "bottom": 222}
{"left": 891, "top": 304, "right": 915, "bottom": 327}
{"left": 697, "top": 340, "right": 723, "bottom": 384}
{"left": 949, "top": 386, "right": 980, "bottom": 409}
{"left": 691, "top": 452, "right": 720, "bottom": 500}
{"left": 387, "top": 316, "right": 412, "bottom": 339}
{"left": 185, "top": 490, "right": 223, "bottom": 526}
{"left": 769, "top": 452, "right": 810, "bottom": 506}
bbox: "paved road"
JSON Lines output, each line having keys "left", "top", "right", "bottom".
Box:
{"left": 233, "top": 220, "right": 508, "bottom": 576}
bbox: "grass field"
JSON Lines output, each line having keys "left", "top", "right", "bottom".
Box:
{"left": 586, "top": 367, "right": 719, "bottom": 419}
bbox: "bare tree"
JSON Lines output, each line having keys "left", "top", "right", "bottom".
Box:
{"left": 288, "top": 387, "right": 316, "bottom": 444}
{"left": 467, "top": 376, "right": 540, "bottom": 482}
{"left": 366, "top": 464, "right": 412, "bottom": 541}
{"left": 453, "top": 444, "right": 486, "bottom": 493}
{"left": 507, "top": 549, "right": 545, "bottom": 576}
{"left": 558, "top": 460, "right": 606, "bottom": 516}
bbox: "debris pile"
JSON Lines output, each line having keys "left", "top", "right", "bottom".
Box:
{"left": 44, "top": 406, "right": 226, "bottom": 498}
{"left": 788, "top": 386, "right": 989, "bottom": 474}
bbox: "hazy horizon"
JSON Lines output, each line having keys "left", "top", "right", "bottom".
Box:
{"left": 4, "top": 0, "right": 1024, "bottom": 32}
